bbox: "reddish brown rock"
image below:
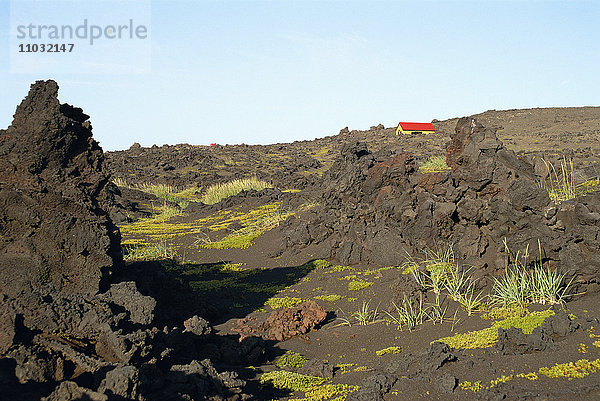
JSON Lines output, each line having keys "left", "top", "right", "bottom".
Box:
{"left": 265, "top": 301, "right": 327, "bottom": 341}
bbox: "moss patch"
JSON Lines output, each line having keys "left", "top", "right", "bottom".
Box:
{"left": 276, "top": 351, "right": 307, "bottom": 368}
{"left": 260, "top": 370, "right": 359, "bottom": 401}
{"left": 482, "top": 305, "right": 529, "bottom": 320}
{"left": 436, "top": 310, "right": 554, "bottom": 349}
{"left": 265, "top": 296, "right": 304, "bottom": 310}
{"left": 314, "top": 294, "right": 343, "bottom": 302}
{"left": 348, "top": 280, "right": 373, "bottom": 291}
{"left": 539, "top": 359, "right": 600, "bottom": 379}
{"left": 376, "top": 346, "right": 402, "bottom": 357}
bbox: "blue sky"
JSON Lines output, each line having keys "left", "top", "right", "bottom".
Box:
{"left": 1, "top": 0, "right": 599, "bottom": 151}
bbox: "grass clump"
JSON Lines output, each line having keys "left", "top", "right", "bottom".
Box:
{"left": 122, "top": 241, "right": 177, "bottom": 261}
{"left": 405, "top": 245, "right": 456, "bottom": 294}
{"left": 113, "top": 179, "right": 196, "bottom": 209}
{"left": 336, "top": 300, "right": 380, "bottom": 327}
{"left": 539, "top": 158, "right": 600, "bottom": 204}
{"left": 376, "top": 346, "right": 402, "bottom": 357}
{"left": 443, "top": 266, "right": 485, "bottom": 316}
{"left": 492, "top": 241, "right": 573, "bottom": 306}
{"left": 265, "top": 296, "right": 303, "bottom": 310}
{"left": 201, "top": 177, "right": 272, "bottom": 205}
{"left": 353, "top": 301, "right": 380, "bottom": 325}
{"left": 348, "top": 280, "right": 373, "bottom": 291}
{"left": 276, "top": 351, "right": 307, "bottom": 368}
{"left": 384, "top": 294, "right": 426, "bottom": 331}
{"left": 419, "top": 156, "right": 450, "bottom": 173}
{"left": 436, "top": 309, "right": 554, "bottom": 349}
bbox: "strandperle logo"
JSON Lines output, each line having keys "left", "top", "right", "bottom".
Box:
{"left": 16, "top": 19, "right": 148, "bottom": 45}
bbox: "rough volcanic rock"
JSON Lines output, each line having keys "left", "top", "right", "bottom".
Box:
{"left": 0, "top": 81, "right": 251, "bottom": 401}
{"left": 235, "top": 301, "right": 327, "bottom": 342}
{"left": 0, "top": 80, "right": 121, "bottom": 297}
{"left": 346, "top": 374, "right": 396, "bottom": 401}
{"left": 265, "top": 301, "right": 327, "bottom": 341}
{"left": 278, "top": 117, "right": 600, "bottom": 291}
{"left": 97, "top": 281, "right": 156, "bottom": 326}
{"left": 42, "top": 381, "right": 108, "bottom": 401}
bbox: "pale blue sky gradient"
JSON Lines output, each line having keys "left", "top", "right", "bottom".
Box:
{"left": 1, "top": 0, "right": 599, "bottom": 150}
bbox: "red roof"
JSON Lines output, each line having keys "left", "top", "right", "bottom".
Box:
{"left": 398, "top": 122, "right": 435, "bottom": 131}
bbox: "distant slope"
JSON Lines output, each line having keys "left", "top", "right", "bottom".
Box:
{"left": 106, "top": 106, "right": 600, "bottom": 189}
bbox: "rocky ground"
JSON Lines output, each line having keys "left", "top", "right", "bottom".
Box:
{"left": 1, "top": 80, "right": 600, "bottom": 400}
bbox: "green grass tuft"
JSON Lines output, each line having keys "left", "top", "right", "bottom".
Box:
{"left": 419, "top": 155, "right": 450, "bottom": 173}
{"left": 539, "top": 158, "right": 600, "bottom": 204}
{"left": 201, "top": 177, "right": 272, "bottom": 205}
{"left": 122, "top": 241, "right": 177, "bottom": 261}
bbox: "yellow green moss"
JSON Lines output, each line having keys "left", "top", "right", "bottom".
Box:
{"left": 436, "top": 310, "right": 554, "bottom": 349}
{"left": 539, "top": 359, "right": 600, "bottom": 379}
{"left": 325, "top": 265, "right": 356, "bottom": 273}
{"left": 314, "top": 294, "right": 343, "bottom": 302}
{"left": 348, "top": 280, "right": 373, "bottom": 291}
{"left": 311, "top": 260, "right": 332, "bottom": 269}
{"left": 482, "top": 305, "right": 529, "bottom": 320}
{"left": 376, "top": 346, "right": 402, "bottom": 357}
{"left": 120, "top": 202, "right": 292, "bottom": 251}
{"left": 276, "top": 351, "right": 307, "bottom": 368}
{"left": 459, "top": 381, "right": 483, "bottom": 392}
{"left": 260, "top": 371, "right": 325, "bottom": 391}
{"left": 517, "top": 372, "right": 538, "bottom": 381}
{"left": 260, "top": 371, "right": 359, "bottom": 401}
{"left": 265, "top": 297, "right": 303, "bottom": 309}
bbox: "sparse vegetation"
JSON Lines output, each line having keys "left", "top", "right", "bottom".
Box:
{"left": 405, "top": 245, "right": 456, "bottom": 294}
{"left": 198, "top": 203, "right": 294, "bottom": 249}
{"left": 113, "top": 179, "right": 197, "bottom": 208}
{"left": 122, "top": 240, "right": 177, "bottom": 261}
{"left": 201, "top": 177, "right": 272, "bottom": 205}
{"left": 384, "top": 294, "right": 427, "bottom": 331}
{"left": 335, "top": 300, "right": 380, "bottom": 326}
{"left": 540, "top": 158, "right": 600, "bottom": 203}
{"left": 419, "top": 155, "right": 450, "bottom": 173}
{"left": 353, "top": 300, "right": 380, "bottom": 325}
